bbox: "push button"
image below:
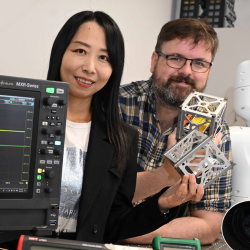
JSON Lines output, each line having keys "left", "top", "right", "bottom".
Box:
{"left": 56, "top": 88, "right": 64, "bottom": 94}
{"left": 46, "top": 88, "right": 54, "bottom": 94}
{"left": 55, "top": 141, "right": 61, "bottom": 146}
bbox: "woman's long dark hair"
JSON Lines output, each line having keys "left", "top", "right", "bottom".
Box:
{"left": 47, "top": 11, "right": 129, "bottom": 172}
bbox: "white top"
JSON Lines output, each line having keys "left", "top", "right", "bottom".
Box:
{"left": 56, "top": 120, "right": 91, "bottom": 233}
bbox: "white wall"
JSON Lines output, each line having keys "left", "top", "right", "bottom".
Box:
{"left": 206, "top": 28, "right": 250, "bottom": 127}
{"left": 205, "top": 0, "right": 250, "bottom": 126}
{"left": 0, "top": 0, "right": 172, "bottom": 85}
{"left": 234, "top": 0, "right": 250, "bottom": 28}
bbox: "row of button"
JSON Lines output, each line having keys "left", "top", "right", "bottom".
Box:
{"left": 46, "top": 88, "right": 64, "bottom": 95}
{"left": 46, "top": 116, "right": 60, "bottom": 120}
{"left": 41, "top": 140, "right": 61, "bottom": 145}
{"left": 39, "top": 159, "right": 60, "bottom": 165}
{"left": 42, "top": 121, "right": 62, "bottom": 126}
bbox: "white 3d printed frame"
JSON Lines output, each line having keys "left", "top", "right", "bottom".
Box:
{"left": 164, "top": 129, "right": 233, "bottom": 189}
{"left": 176, "top": 91, "right": 228, "bottom": 140}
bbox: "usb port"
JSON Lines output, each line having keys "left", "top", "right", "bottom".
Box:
{"left": 50, "top": 220, "right": 57, "bottom": 226}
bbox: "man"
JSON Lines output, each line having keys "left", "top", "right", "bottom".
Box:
{"left": 119, "top": 18, "right": 232, "bottom": 245}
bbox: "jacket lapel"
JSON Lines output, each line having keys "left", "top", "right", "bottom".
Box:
{"left": 76, "top": 114, "right": 114, "bottom": 228}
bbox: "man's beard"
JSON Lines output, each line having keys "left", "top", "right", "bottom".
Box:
{"left": 151, "top": 72, "right": 207, "bottom": 109}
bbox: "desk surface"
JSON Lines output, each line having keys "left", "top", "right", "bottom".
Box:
{"left": 201, "top": 234, "right": 230, "bottom": 250}
{"left": 124, "top": 234, "right": 231, "bottom": 250}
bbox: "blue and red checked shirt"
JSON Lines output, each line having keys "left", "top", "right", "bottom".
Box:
{"left": 119, "top": 79, "right": 232, "bottom": 212}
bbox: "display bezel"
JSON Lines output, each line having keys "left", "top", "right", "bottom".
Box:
{"left": 0, "top": 88, "right": 40, "bottom": 199}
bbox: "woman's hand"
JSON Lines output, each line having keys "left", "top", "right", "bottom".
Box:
{"left": 158, "top": 174, "right": 204, "bottom": 213}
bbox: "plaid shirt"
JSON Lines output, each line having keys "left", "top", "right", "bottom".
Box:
{"left": 119, "top": 79, "right": 232, "bottom": 212}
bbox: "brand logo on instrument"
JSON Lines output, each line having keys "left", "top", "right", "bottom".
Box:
{"left": 0, "top": 80, "right": 13, "bottom": 86}
{"left": 16, "top": 82, "right": 39, "bottom": 88}
{"left": 28, "top": 237, "right": 39, "bottom": 241}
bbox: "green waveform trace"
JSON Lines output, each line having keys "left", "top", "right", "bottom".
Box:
{"left": 0, "top": 145, "right": 24, "bottom": 147}
{"left": 0, "top": 129, "right": 25, "bottom": 133}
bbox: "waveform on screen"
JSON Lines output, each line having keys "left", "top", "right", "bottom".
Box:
{"left": 0, "top": 129, "right": 26, "bottom": 148}
{"left": 0, "top": 129, "right": 25, "bottom": 133}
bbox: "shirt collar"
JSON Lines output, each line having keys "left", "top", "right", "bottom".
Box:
{"left": 148, "top": 79, "right": 177, "bottom": 133}
{"left": 148, "top": 79, "right": 158, "bottom": 120}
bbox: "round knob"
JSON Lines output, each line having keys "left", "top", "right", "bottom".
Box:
{"left": 40, "top": 149, "right": 49, "bottom": 155}
{"left": 41, "top": 128, "right": 50, "bottom": 135}
{"left": 56, "top": 129, "right": 65, "bottom": 136}
{"left": 58, "top": 99, "right": 67, "bottom": 106}
{"left": 45, "top": 187, "right": 53, "bottom": 193}
{"left": 45, "top": 170, "right": 55, "bottom": 179}
{"left": 54, "top": 149, "right": 63, "bottom": 155}
{"left": 43, "top": 97, "right": 54, "bottom": 106}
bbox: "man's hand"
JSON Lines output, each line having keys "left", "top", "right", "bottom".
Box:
{"left": 133, "top": 131, "right": 224, "bottom": 203}
{"left": 158, "top": 174, "right": 204, "bottom": 213}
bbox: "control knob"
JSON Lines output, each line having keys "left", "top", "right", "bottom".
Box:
{"left": 45, "top": 187, "right": 53, "bottom": 193}
{"left": 45, "top": 170, "right": 55, "bottom": 179}
{"left": 56, "top": 129, "right": 65, "bottom": 136}
{"left": 43, "top": 97, "right": 54, "bottom": 106}
{"left": 41, "top": 128, "right": 50, "bottom": 135}
{"left": 40, "top": 149, "right": 49, "bottom": 155}
{"left": 58, "top": 99, "right": 67, "bottom": 106}
{"left": 54, "top": 149, "right": 63, "bottom": 155}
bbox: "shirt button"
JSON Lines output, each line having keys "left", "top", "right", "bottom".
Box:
{"left": 93, "top": 224, "right": 98, "bottom": 234}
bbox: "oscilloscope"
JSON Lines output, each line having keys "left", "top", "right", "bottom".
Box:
{"left": 0, "top": 75, "right": 68, "bottom": 242}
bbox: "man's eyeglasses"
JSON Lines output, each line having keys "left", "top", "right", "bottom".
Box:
{"left": 157, "top": 52, "right": 212, "bottom": 73}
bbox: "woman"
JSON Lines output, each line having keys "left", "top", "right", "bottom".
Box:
{"left": 46, "top": 10, "right": 166, "bottom": 242}
{"left": 46, "top": 11, "right": 202, "bottom": 243}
